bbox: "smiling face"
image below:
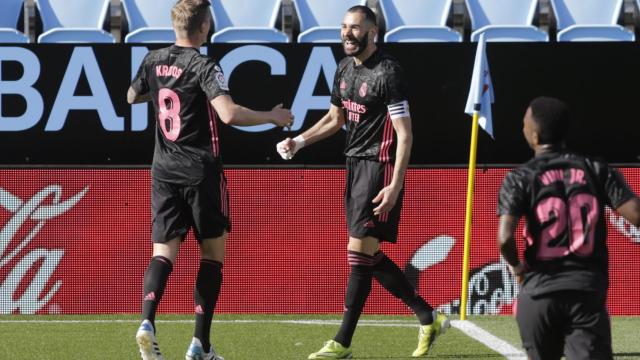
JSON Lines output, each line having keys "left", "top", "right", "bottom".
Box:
{"left": 340, "top": 11, "right": 375, "bottom": 57}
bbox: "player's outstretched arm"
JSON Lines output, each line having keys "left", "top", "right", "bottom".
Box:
{"left": 606, "top": 167, "right": 640, "bottom": 227}
{"left": 127, "top": 86, "right": 151, "bottom": 104}
{"left": 276, "top": 104, "right": 345, "bottom": 160}
{"left": 616, "top": 197, "right": 640, "bottom": 227}
{"left": 211, "top": 95, "right": 293, "bottom": 128}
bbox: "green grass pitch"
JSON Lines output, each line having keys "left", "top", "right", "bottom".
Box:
{"left": 0, "top": 314, "right": 638, "bottom": 359}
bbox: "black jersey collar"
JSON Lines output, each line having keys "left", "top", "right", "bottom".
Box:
{"left": 170, "top": 44, "right": 199, "bottom": 53}
{"left": 354, "top": 48, "right": 380, "bottom": 69}
{"left": 535, "top": 144, "right": 565, "bottom": 158}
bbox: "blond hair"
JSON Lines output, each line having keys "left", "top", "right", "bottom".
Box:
{"left": 171, "top": 0, "right": 211, "bottom": 37}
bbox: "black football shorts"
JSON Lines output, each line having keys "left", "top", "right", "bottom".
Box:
{"left": 151, "top": 171, "right": 230, "bottom": 243}
{"left": 516, "top": 289, "right": 612, "bottom": 360}
{"left": 345, "top": 157, "right": 403, "bottom": 243}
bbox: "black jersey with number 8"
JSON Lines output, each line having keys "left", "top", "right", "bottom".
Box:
{"left": 131, "top": 45, "right": 229, "bottom": 185}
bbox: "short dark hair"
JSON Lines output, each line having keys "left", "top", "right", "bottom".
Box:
{"left": 347, "top": 5, "right": 377, "bottom": 26}
{"left": 529, "top": 96, "right": 570, "bottom": 145}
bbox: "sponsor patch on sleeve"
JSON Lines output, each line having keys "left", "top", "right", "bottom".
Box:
{"left": 215, "top": 71, "right": 229, "bottom": 91}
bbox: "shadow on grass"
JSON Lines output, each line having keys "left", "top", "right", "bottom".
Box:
{"left": 613, "top": 353, "right": 640, "bottom": 357}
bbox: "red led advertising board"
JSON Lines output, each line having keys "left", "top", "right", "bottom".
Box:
{"left": 1, "top": 169, "right": 638, "bottom": 315}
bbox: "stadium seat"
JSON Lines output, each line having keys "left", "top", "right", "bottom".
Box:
{"left": 465, "top": 0, "right": 548, "bottom": 42}
{"left": 121, "top": 0, "right": 175, "bottom": 43}
{"left": 0, "top": 0, "right": 29, "bottom": 43}
{"left": 292, "top": 0, "right": 367, "bottom": 43}
{"left": 550, "top": 0, "right": 634, "bottom": 41}
{"left": 211, "top": 0, "right": 288, "bottom": 43}
{"left": 379, "top": 0, "right": 462, "bottom": 42}
{"left": 35, "top": 0, "right": 115, "bottom": 43}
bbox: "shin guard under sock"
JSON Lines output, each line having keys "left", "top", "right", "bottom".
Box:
{"left": 141, "top": 255, "right": 173, "bottom": 329}
{"left": 334, "top": 251, "right": 374, "bottom": 348}
{"left": 193, "top": 259, "right": 223, "bottom": 353}
{"left": 373, "top": 251, "right": 434, "bottom": 325}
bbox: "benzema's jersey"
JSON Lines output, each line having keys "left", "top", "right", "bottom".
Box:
{"left": 131, "top": 45, "right": 229, "bottom": 185}
{"left": 330, "top": 50, "right": 410, "bottom": 163}
{"left": 498, "top": 150, "right": 634, "bottom": 296}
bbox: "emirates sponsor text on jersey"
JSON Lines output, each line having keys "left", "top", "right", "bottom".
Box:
{"left": 342, "top": 99, "right": 367, "bottom": 123}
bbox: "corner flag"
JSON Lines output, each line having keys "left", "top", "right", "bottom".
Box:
{"left": 459, "top": 33, "right": 495, "bottom": 321}
{"left": 464, "top": 33, "right": 494, "bottom": 138}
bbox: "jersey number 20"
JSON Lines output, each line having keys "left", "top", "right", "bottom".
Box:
{"left": 535, "top": 194, "right": 598, "bottom": 259}
{"left": 158, "top": 88, "right": 181, "bottom": 141}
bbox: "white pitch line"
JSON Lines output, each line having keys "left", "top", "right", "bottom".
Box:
{"left": 452, "top": 320, "right": 527, "bottom": 360}
{"left": 0, "top": 318, "right": 419, "bottom": 327}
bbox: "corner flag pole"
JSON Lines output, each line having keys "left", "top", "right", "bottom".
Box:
{"left": 460, "top": 106, "right": 480, "bottom": 321}
{"left": 460, "top": 32, "right": 493, "bottom": 320}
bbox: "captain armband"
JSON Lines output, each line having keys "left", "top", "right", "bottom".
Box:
{"left": 387, "top": 100, "right": 410, "bottom": 120}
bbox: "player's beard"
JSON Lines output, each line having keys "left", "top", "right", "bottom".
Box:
{"left": 342, "top": 32, "right": 369, "bottom": 57}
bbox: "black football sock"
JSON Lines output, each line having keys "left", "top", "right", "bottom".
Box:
{"left": 334, "top": 251, "right": 374, "bottom": 348}
{"left": 141, "top": 256, "right": 173, "bottom": 330}
{"left": 372, "top": 251, "right": 434, "bottom": 325}
{"left": 193, "top": 259, "right": 223, "bottom": 353}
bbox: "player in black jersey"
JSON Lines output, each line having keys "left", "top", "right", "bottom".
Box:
{"left": 277, "top": 6, "right": 448, "bottom": 359}
{"left": 127, "top": 1, "right": 293, "bottom": 360}
{"left": 498, "top": 97, "right": 640, "bottom": 360}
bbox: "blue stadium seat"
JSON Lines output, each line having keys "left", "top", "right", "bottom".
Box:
{"left": 35, "top": 0, "right": 115, "bottom": 43}
{"left": 465, "top": 0, "right": 548, "bottom": 42}
{"left": 122, "top": 0, "right": 175, "bottom": 43}
{"left": 0, "top": 0, "right": 29, "bottom": 43}
{"left": 550, "top": 0, "right": 634, "bottom": 41}
{"left": 292, "top": 0, "right": 366, "bottom": 43}
{"left": 379, "top": 0, "right": 461, "bottom": 42}
{"left": 211, "top": 0, "right": 288, "bottom": 43}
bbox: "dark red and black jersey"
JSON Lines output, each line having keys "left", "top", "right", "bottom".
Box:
{"left": 330, "top": 50, "right": 410, "bottom": 163}
{"left": 498, "top": 150, "right": 635, "bottom": 296}
{"left": 131, "top": 45, "right": 229, "bottom": 185}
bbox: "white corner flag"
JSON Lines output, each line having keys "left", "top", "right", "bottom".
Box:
{"left": 464, "top": 33, "right": 494, "bottom": 138}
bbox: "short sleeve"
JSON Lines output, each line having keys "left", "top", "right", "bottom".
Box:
{"left": 382, "top": 63, "right": 409, "bottom": 106}
{"left": 199, "top": 59, "right": 230, "bottom": 101}
{"left": 498, "top": 170, "right": 529, "bottom": 216}
{"left": 603, "top": 167, "right": 635, "bottom": 209}
{"left": 330, "top": 60, "right": 345, "bottom": 107}
{"left": 130, "top": 53, "right": 150, "bottom": 95}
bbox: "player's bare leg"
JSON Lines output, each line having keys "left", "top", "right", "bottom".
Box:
{"left": 186, "top": 232, "right": 227, "bottom": 360}
{"left": 347, "top": 236, "right": 380, "bottom": 255}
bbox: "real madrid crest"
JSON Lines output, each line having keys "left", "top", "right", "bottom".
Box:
{"left": 359, "top": 82, "right": 368, "bottom": 97}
